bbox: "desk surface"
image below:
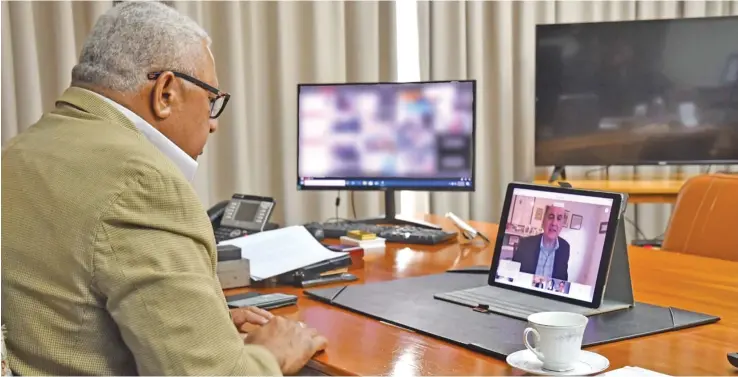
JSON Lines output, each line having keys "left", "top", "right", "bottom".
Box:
{"left": 226, "top": 215, "right": 738, "bottom": 376}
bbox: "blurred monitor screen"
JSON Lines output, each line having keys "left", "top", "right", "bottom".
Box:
{"left": 297, "top": 81, "right": 476, "bottom": 191}
{"left": 535, "top": 16, "right": 738, "bottom": 166}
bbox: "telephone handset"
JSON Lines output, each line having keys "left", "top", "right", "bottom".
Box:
{"left": 208, "top": 194, "right": 277, "bottom": 243}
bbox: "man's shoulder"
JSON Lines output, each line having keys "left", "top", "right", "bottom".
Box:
{"left": 558, "top": 237, "right": 571, "bottom": 251}
{"left": 8, "top": 110, "right": 185, "bottom": 183}
{"left": 3, "top": 111, "right": 196, "bottom": 220}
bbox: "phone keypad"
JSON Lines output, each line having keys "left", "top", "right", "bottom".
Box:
{"left": 215, "top": 227, "right": 245, "bottom": 243}
{"left": 254, "top": 202, "right": 271, "bottom": 223}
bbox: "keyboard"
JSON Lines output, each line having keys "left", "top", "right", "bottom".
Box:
{"left": 434, "top": 286, "right": 555, "bottom": 320}
{"left": 214, "top": 226, "right": 248, "bottom": 243}
{"left": 304, "top": 221, "right": 458, "bottom": 245}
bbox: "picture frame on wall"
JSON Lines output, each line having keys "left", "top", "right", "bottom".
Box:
{"left": 563, "top": 210, "right": 571, "bottom": 228}
{"left": 534, "top": 207, "right": 544, "bottom": 221}
{"left": 599, "top": 221, "right": 608, "bottom": 234}
{"left": 570, "top": 214, "right": 583, "bottom": 230}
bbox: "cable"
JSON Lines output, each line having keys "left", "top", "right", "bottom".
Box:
{"left": 625, "top": 217, "right": 666, "bottom": 241}
{"left": 322, "top": 191, "right": 355, "bottom": 224}
{"left": 584, "top": 166, "right": 608, "bottom": 179}
{"left": 624, "top": 216, "right": 649, "bottom": 240}
{"left": 702, "top": 165, "right": 713, "bottom": 174}
{"left": 324, "top": 217, "right": 353, "bottom": 223}
{"left": 350, "top": 191, "right": 357, "bottom": 219}
{"left": 334, "top": 191, "right": 340, "bottom": 221}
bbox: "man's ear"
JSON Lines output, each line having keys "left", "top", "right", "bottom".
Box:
{"left": 150, "top": 71, "right": 178, "bottom": 120}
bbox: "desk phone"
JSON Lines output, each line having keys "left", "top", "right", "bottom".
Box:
{"left": 208, "top": 194, "right": 276, "bottom": 243}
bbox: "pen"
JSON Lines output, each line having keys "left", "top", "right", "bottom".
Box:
{"left": 330, "top": 285, "right": 348, "bottom": 303}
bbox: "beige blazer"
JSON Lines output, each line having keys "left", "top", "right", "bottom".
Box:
{"left": 1, "top": 87, "right": 281, "bottom": 376}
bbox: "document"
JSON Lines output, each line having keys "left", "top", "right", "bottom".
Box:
{"left": 219, "top": 225, "right": 347, "bottom": 280}
{"left": 599, "top": 366, "right": 671, "bottom": 377}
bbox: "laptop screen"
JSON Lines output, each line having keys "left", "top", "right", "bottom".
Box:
{"left": 493, "top": 187, "right": 615, "bottom": 304}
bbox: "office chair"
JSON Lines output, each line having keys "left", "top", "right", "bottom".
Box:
{"left": 662, "top": 173, "right": 738, "bottom": 262}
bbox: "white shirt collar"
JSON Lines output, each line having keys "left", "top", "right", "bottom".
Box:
{"left": 92, "top": 92, "right": 198, "bottom": 182}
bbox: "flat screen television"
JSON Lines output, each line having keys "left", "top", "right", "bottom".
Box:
{"left": 535, "top": 16, "right": 738, "bottom": 166}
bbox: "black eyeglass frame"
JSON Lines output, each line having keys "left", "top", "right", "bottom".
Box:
{"left": 147, "top": 71, "right": 231, "bottom": 119}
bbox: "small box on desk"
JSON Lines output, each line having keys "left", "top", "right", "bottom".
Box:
{"left": 217, "top": 244, "right": 241, "bottom": 262}
{"left": 347, "top": 249, "right": 364, "bottom": 270}
{"left": 325, "top": 244, "right": 365, "bottom": 270}
{"left": 340, "top": 235, "right": 385, "bottom": 250}
{"left": 346, "top": 230, "right": 377, "bottom": 241}
{"left": 216, "top": 244, "right": 250, "bottom": 289}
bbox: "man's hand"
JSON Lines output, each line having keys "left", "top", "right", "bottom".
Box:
{"left": 245, "top": 316, "right": 328, "bottom": 375}
{"left": 231, "top": 306, "right": 274, "bottom": 330}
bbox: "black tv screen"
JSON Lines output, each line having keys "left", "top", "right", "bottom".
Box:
{"left": 535, "top": 16, "right": 738, "bottom": 166}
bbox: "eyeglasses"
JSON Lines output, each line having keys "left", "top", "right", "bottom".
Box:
{"left": 147, "top": 71, "right": 231, "bottom": 119}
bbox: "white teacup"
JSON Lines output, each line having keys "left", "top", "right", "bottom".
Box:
{"left": 523, "top": 311, "right": 588, "bottom": 372}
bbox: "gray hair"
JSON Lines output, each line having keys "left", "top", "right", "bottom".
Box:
{"left": 71, "top": 1, "right": 211, "bottom": 92}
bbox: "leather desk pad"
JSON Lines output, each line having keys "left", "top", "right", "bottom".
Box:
{"left": 304, "top": 271, "right": 719, "bottom": 359}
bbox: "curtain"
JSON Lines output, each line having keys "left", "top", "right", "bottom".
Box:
{"left": 1, "top": 0, "right": 396, "bottom": 226}
{"left": 417, "top": 0, "right": 738, "bottom": 241}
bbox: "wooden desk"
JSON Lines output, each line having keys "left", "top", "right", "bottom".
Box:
{"left": 226, "top": 215, "right": 738, "bottom": 376}
{"left": 533, "top": 179, "right": 685, "bottom": 204}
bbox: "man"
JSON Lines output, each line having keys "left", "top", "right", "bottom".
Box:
{"left": 557, "top": 280, "right": 567, "bottom": 293}
{"left": 1, "top": 2, "right": 325, "bottom": 375}
{"left": 512, "top": 205, "right": 570, "bottom": 281}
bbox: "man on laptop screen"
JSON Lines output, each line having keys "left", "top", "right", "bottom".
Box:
{"left": 513, "top": 204, "right": 570, "bottom": 281}
{"left": 496, "top": 187, "right": 614, "bottom": 304}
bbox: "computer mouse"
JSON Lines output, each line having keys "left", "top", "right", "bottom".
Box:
{"left": 728, "top": 352, "right": 738, "bottom": 368}
{"left": 311, "top": 228, "right": 325, "bottom": 241}
{"left": 303, "top": 222, "right": 325, "bottom": 241}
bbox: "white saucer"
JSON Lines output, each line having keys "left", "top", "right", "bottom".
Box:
{"left": 506, "top": 349, "right": 610, "bottom": 376}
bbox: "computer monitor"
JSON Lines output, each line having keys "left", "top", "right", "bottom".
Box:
{"left": 297, "top": 80, "right": 476, "bottom": 228}
{"left": 535, "top": 15, "right": 738, "bottom": 167}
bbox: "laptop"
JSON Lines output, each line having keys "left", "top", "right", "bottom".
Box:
{"left": 434, "top": 182, "right": 628, "bottom": 320}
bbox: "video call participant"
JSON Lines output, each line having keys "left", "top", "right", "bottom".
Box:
{"left": 1, "top": 2, "right": 324, "bottom": 376}
{"left": 512, "top": 205, "right": 571, "bottom": 281}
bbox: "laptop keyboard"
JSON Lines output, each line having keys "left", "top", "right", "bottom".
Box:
{"left": 435, "top": 286, "right": 551, "bottom": 320}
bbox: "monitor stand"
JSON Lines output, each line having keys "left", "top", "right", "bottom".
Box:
{"left": 547, "top": 165, "right": 612, "bottom": 183}
{"left": 356, "top": 190, "right": 442, "bottom": 230}
{"left": 548, "top": 165, "right": 567, "bottom": 183}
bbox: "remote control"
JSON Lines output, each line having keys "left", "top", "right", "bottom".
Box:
{"left": 445, "top": 212, "right": 478, "bottom": 239}
{"left": 445, "top": 212, "right": 490, "bottom": 243}
{"left": 729, "top": 352, "right": 738, "bottom": 368}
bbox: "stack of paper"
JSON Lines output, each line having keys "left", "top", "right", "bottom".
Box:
{"left": 599, "top": 366, "right": 671, "bottom": 377}
{"left": 219, "top": 226, "right": 347, "bottom": 281}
